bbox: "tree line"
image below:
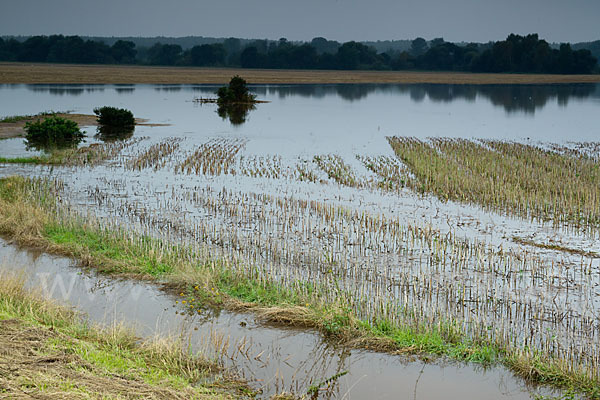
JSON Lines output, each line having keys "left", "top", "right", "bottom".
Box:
{"left": 0, "top": 33, "right": 597, "bottom": 74}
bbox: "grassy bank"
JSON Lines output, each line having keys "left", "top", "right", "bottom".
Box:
{"left": 0, "top": 176, "right": 597, "bottom": 398}
{"left": 388, "top": 137, "right": 600, "bottom": 231}
{"left": 2, "top": 62, "right": 600, "bottom": 85}
{"left": 0, "top": 271, "right": 249, "bottom": 399}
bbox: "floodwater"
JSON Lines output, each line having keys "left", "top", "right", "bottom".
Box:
{"left": 1, "top": 83, "right": 600, "bottom": 157}
{"left": 1, "top": 83, "right": 599, "bottom": 398}
{"left": 2, "top": 83, "right": 599, "bottom": 254}
{"left": 0, "top": 238, "right": 549, "bottom": 399}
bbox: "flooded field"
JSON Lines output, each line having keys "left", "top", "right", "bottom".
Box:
{"left": 1, "top": 82, "right": 600, "bottom": 398}
{"left": 0, "top": 238, "right": 545, "bottom": 399}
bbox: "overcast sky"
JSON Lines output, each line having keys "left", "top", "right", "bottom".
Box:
{"left": 1, "top": 0, "right": 598, "bottom": 43}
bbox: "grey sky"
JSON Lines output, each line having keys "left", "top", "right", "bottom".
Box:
{"left": 1, "top": 0, "right": 598, "bottom": 43}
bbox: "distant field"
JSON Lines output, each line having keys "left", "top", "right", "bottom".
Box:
{"left": 1, "top": 62, "right": 599, "bottom": 84}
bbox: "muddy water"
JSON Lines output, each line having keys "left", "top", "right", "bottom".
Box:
{"left": 0, "top": 238, "right": 550, "bottom": 399}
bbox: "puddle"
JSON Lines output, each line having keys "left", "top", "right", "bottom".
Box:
{"left": 0, "top": 238, "right": 552, "bottom": 399}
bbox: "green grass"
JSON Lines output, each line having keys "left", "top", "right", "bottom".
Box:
{"left": 0, "top": 111, "right": 63, "bottom": 123}
{"left": 0, "top": 175, "right": 598, "bottom": 399}
{"left": 45, "top": 223, "right": 176, "bottom": 276}
{"left": 0, "top": 141, "right": 133, "bottom": 167}
{"left": 0, "top": 150, "right": 74, "bottom": 166}
{"left": 0, "top": 156, "right": 46, "bottom": 164}
{"left": 0, "top": 272, "right": 247, "bottom": 399}
{"left": 45, "top": 336, "right": 196, "bottom": 390}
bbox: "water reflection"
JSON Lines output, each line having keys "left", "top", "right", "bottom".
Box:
{"left": 114, "top": 88, "right": 135, "bottom": 94}
{"left": 25, "top": 135, "right": 84, "bottom": 152}
{"left": 217, "top": 103, "right": 256, "bottom": 125}
{"left": 0, "top": 239, "right": 545, "bottom": 400}
{"left": 12, "top": 82, "right": 600, "bottom": 114}
{"left": 154, "top": 85, "right": 183, "bottom": 92}
{"left": 26, "top": 84, "right": 105, "bottom": 97}
{"left": 260, "top": 83, "right": 598, "bottom": 113}
{"left": 94, "top": 126, "right": 135, "bottom": 142}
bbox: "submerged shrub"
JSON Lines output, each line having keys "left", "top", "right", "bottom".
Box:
{"left": 216, "top": 75, "right": 256, "bottom": 105}
{"left": 93, "top": 106, "right": 135, "bottom": 129}
{"left": 215, "top": 76, "right": 257, "bottom": 125}
{"left": 24, "top": 116, "right": 84, "bottom": 150}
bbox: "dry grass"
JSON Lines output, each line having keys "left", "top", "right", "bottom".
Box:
{"left": 1, "top": 62, "right": 600, "bottom": 85}
{"left": 313, "top": 154, "right": 361, "bottom": 187}
{"left": 0, "top": 273, "right": 245, "bottom": 399}
{"left": 128, "top": 137, "right": 183, "bottom": 171}
{"left": 388, "top": 137, "right": 600, "bottom": 230}
{"left": 176, "top": 138, "right": 247, "bottom": 176}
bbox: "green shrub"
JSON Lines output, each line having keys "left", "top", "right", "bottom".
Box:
{"left": 93, "top": 106, "right": 135, "bottom": 129}
{"left": 24, "top": 116, "right": 84, "bottom": 150}
{"left": 216, "top": 75, "right": 256, "bottom": 106}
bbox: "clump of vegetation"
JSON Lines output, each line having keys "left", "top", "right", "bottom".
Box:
{"left": 24, "top": 116, "right": 84, "bottom": 151}
{"left": 216, "top": 75, "right": 257, "bottom": 106}
{"left": 93, "top": 106, "right": 135, "bottom": 129}
{"left": 215, "top": 76, "right": 258, "bottom": 125}
{"left": 93, "top": 106, "right": 135, "bottom": 141}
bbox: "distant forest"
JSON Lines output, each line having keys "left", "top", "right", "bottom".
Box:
{"left": 0, "top": 33, "right": 598, "bottom": 74}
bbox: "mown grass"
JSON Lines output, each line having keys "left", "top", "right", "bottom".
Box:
{"left": 0, "top": 271, "right": 249, "bottom": 399}
{"left": 0, "top": 175, "right": 598, "bottom": 399}
{"left": 388, "top": 137, "right": 600, "bottom": 230}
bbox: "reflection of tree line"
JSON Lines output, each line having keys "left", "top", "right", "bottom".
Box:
{"left": 27, "top": 86, "right": 105, "bottom": 96}
{"left": 190, "top": 83, "right": 599, "bottom": 112}
{"left": 264, "top": 84, "right": 599, "bottom": 113}
{"left": 23, "top": 83, "right": 599, "bottom": 114}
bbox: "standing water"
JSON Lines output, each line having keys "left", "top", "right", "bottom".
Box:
{"left": 0, "top": 238, "right": 549, "bottom": 399}
{"left": 1, "top": 82, "right": 599, "bottom": 398}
